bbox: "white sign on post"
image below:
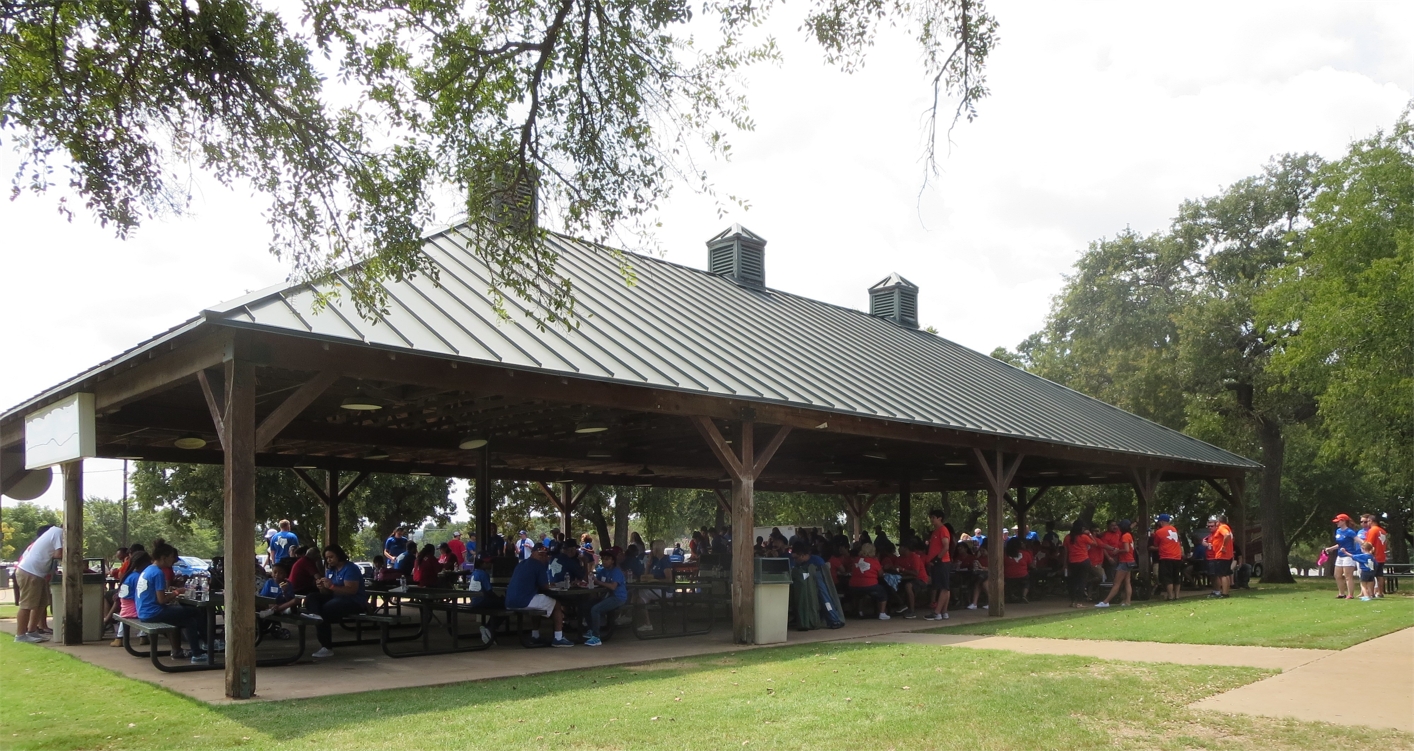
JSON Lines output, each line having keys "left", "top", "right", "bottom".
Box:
{"left": 25, "top": 393, "right": 97, "bottom": 469}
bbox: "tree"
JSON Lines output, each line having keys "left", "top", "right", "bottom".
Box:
{"left": 83, "top": 498, "right": 223, "bottom": 559}
{"left": 3, "top": 0, "right": 995, "bottom": 323}
{"left": 0, "top": 501, "right": 61, "bottom": 559}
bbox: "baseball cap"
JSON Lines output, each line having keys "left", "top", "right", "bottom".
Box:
{"left": 519, "top": 530, "right": 528, "bottom": 535}
{"left": 264, "top": 528, "right": 277, "bottom": 541}
{"left": 1331, "top": 513, "right": 1352, "bottom": 523}
{"left": 1156, "top": 514, "right": 1172, "bottom": 522}
{"left": 452, "top": 531, "right": 461, "bottom": 537}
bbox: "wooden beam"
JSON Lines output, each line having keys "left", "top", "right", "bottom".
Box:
{"left": 535, "top": 481, "right": 560, "bottom": 507}
{"left": 898, "top": 479, "right": 912, "bottom": 540}
{"left": 752, "top": 425, "right": 793, "bottom": 477}
{"left": 971, "top": 449, "right": 1024, "bottom": 618}
{"left": 291, "top": 468, "right": 330, "bottom": 504}
{"left": 338, "top": 470, "right": 370, "bottom": 500}
{"left": 254, "top": 370, "right": 338, "bottom": 450}
{"left": 196, "top": 370, "right": 226, "bottom": 451}
{"left": 222, "top": 358, "right": 257, "bottom": 699}
{"left": 713, "top": 488, "right": 732, "bottom": 515}
{"left": 474, "top": 445, "right": 491, "bottom": 557}
{"left": 690, "top": 416, "right": 744, "bottom": 480}
{"left": 61, "top": 461, "right": 83, "bottom": 645}
{"left": 1129, "top": 468, "right": 1162, "bottom": 595}
{"left": 90, "top": 330, "right": 232, "bottom": 413}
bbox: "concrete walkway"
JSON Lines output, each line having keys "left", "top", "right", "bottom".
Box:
{"left": 1190, "top": 626, "right": 1414, "bottom": 733}
{"left": 866, "top": 631, "right": 1331, "bottom": 671}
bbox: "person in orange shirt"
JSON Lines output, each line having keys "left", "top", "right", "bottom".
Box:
{"left": 923, "top": 509, "right": 953, "bottom": 621}
{"left": 1063, "top": 520, "right": 1100, "bottom": 608}
{"left": 1360, "top": 514, "right": 1389, "bottom": 598}
{"left": 1096, "top": 520, "right": 1136, "bottom": 607}
{"left": 1098, "top": 521, "right": 1123, "bottom": 586}
{"left": 1152, "top": 514, "right": 1184, "bottom": 601}
{"left": 1206, "top": 515, "right": 1234, "bottom": 598}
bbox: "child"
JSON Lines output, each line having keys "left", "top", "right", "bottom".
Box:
{"left": 1350, "top": 542, "right": 1378, "bottom": 601}
{"left": 257, "top": 560, "right": 298, "bottom": 617}
{"left": 111, "top": 550, "right": 152, "bottom": 647}
{"left": 583, "top": 549, "right": 627, "bottom": 646}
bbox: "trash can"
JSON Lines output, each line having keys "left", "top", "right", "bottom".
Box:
{"left": 753, "top": 557, "right": 792, "bottom": 645}
{"left": 50, "top": 572, "right": 106, "bottom": 642}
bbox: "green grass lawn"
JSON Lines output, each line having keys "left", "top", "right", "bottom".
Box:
{"left": 2, "top": 636, "right": 1406, "bottom": 751}
{"left": 0, "top": 603, "right": 17, "bottom": 619}
{"left": 938, "top": 579, "right": 1414, "bottom": 650}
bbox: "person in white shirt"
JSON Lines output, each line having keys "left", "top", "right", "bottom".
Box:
{"left": 14, "top": 524, "right": 63, "bottom": 643}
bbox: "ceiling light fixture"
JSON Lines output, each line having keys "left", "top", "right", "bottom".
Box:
{"left": 293, "top": 463, "right": 319, "bottom": 470}
{"left": 173, "top": 434, "right": 207, "bottom": 450}
{"left": 409, "top": 471, "right": 431, "bottom": 476}
{"left": 340, "top": 395, "right": 382, "bottom": 411}
{"left": 636, "top": 466, "right": 655, "bottom": 476}
{"left": 586, "top": 449, "right": 613, "bottom": 459}
{"left": 365, "top": 448, "right": 391, "bottom": 460}
{"left": 944, "top": 461, "right": 967, "bottom": 467}
{"left": 458, "top": 436, "right": 488, "bottom": 450}
{"left": 574, "top": 421, "right": 608, "bottom": 434}
{"left": 1039, "top": 471, "right": 1060, "bottom": 476}
{"left": 863, "top": 452, "right": 887, "bottom": 460}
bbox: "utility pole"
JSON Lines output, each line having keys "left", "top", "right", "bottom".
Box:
{"left": 121, "top": 460, "right": 129, "bottom": 548}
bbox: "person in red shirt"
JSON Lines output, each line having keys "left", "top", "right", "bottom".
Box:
{"left": 1002, "top": 536, "right": 1034, "bottom": 603}
{"left": 1207, "top": 515, "right": 1234, "bottom": 598}
{"left": 412, "top": 544, "right": 444, "bottom": 586}
{"left": 1152, "top": 514, "right": 1184, "bottom": 601}
{"left": 1360, "top": 514, "right": 1388, "bottom": 597}
{"left": 827, "top": 544, "right": 854, "bottom": 589}
{"left": 1064, "top": 521, "right": 1099, "bottom": 607}
{"left": 924, "top": 509, "right": 953, "bottom": 621}
{"left": 1098, "top": 521, "right": 1122, "bottom": 585}
{"left": 288, "top": 546, "right": 321, "bottom": 595}
{"left": 447, "top": 532, "right": 467, "bottom": 565}
{"left": 1096, "top": 520, "right": 1136, "bottom": 607}
{"left": 847, "top": 543, "right": 890, "bottom": 620}
{"left": 887, "top": 540, "right": 928, "bottom": 617}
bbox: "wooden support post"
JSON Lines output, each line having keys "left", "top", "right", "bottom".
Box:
{"left": 1130, "top": 468, "right": 1162, "bottom": 595}
{"left": 222, "top": 358, "right": 257, "bottom": 699}
{"left": 898, "top": 479, "right": 912, "bottom": 541}
{"left": 61, "top": 461, "right": 83, "bottom": 645}
{"left": 691, "top": 416, "right": 791, "bottom": 644}
{"left": 559, "top": 483, "right": 573, "bottom": 538}
{"left": 324, "top": 470, "right": 341, "bottom": 548}
{"left": 972, "top": 448, "right": 1024, "bottom": 618}
{"left": 475, "top": 446, "right": 491, "bottom": 555}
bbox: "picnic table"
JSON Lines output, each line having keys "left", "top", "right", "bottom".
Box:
{"left": 370, "top": 585, "right": 494, "bottom": 657}
{"left": 117, "top": 592, "right": 307, "bottom": 673}
{"left": 626, "top": 580, "right": 720, "bottom": 640}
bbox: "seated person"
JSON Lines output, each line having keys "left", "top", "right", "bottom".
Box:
{"left": 668, "top": 543, "right": 686, "bottom": 563}
{"left": 257, "top": 559, "right": 298, "bottom": 617}
{"left": 288, "top": 546, "right": 321, "bottom": 595}
{"left": 549, "top": 538, "right": 588, "bottom": 585}
{"left": 412, "top": 544, "right": 442, "bottom": 586}
{"left": 622, "top": 544, "right": 645, "bottom": 581}
{"left": 583, "top": 549, "right": 628, "bottom": 646}
{"left": 136, "top": 542, "right": 209, "bottom": 664}
{"left": 468, "top": 555, "right": 499, "bottom": 608}
{"left": 828, "top": 544, "right": 854, "bottom": 590}
{"left": 371, "top": 556, "right": 400, "bottom": 583}
{"left": 848, "top": 543, "right": 890, "bottom": 620}
{"left": 111, "top": 550, "right": 151, "bottom": 647}
{"left": 437, "top": 543, "right": 460, "bottom": 570}
{"left": 965, "top": 542, "right": 990, "bottom": 610}
{"left": 1003, "top": 537, "right": 1034, "bottom": 603}
{"left": 394, "top": 539, "right": 418, "bottom": 579}
{"left": 886, "top": 541, "right": 927, "bottom": 618}
{"left": 505, "top": 545, "right": 572, "bottom": 647}
{"left": 303, "top": 545, "right": 370, "bottom": 659}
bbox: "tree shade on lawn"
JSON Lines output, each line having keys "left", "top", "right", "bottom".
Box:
{"left": 938, "top": 580, "right": 1414, "bottom": 650}
{"left": 2, "top": 636, "right": 1407, "bottom": 751}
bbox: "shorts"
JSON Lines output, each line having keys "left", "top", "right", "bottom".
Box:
{"left": 1116, "top": 561, "right": 1137, "bottom": 573}
{"left": 15, "top": 569, "right": 50, "bottom": 610}
{"left": 929, "top": 561, "right": 952, "bottom": 592}
{"left": 1158, "top": 560, "right": 1182, "bottom": 585}
{"left": 523, "top": 593, "right": 556, "bottom": 617}
{"left": 1208, "top": 559, "right": 1231, "bottom": 578}
{"left": 1359, "top": 569, "right": 1376, "bottom": 583}
{"left": 849, "top": 584, "right": 888, "bottom": 603}
{"left": 1335, "top": 556, "right": 1356, "bottom": 569}
{"left": 1374, "top": 562, "right": 1385, "bottom": 578}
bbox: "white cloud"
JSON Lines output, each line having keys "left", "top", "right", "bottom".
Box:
{"left": 3, "top": 0, "right": 1410, "bottom": 510}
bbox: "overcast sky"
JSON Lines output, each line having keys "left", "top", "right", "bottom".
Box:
{"left": 3, "top": 0, "right": 1411, "bottom": 512}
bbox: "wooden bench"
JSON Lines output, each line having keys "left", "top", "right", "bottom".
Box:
{"left": 116, "top": 616, "right": 210, "bottom": 673}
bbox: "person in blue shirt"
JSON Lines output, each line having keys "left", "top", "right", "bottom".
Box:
{"left": 668, "top": 543, "right": 685, "bottom": 563}
{"left": 136, "top": 542, "right": 208, "bottom": 664}
{"left": 623, "top": 543, "right": 645, "bottom": 580}
{"left": 257, "top": 560, "right": 297, "bottom": 616}
{"left": 505, "top": 545, "right": 571, "bottom": 647}
{"left": 583, "top": 549, "right": 628, "bottom": 646}
{"left": 384, "top": 527, "right": 408, "bottom": 565}
{"left": 1324, "top": 513, "right": 1364, "bottom": 599}
{"left": 1349, "top": 541, "right": 1378, "bottom": 601}
{"left": 394, "top": 538, "right": 417, "bottom": 578}
{"left": 267, "top": 520, "right": 299, "bottom": 566}
{"left": 303, "top": 545, "right": 369, "bottom": 659}
{"left": 549, "top": 538, "right": 587, "bottom": 584}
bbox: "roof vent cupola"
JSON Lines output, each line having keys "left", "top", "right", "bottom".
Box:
{"left": 707, "top": 224, "right": 767, "bottom": 289}
{"left": 869, "top": 273, "right": 919, "bottom": 328}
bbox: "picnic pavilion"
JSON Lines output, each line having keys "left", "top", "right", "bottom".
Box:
{"left": 0, "top": 223, "right": 1260, "bottom": 698}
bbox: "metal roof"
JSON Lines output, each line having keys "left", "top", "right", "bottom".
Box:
{"left": 199, "top": 225, "right": 1257, "bottom": 470}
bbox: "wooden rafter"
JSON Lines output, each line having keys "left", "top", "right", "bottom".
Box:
{"left": 254, "top": 370, "right": 338, "bottom": 449}
{"left": 197, "top": 369, "right": 226, "bottom": 450}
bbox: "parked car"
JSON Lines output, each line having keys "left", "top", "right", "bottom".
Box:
{"left": 172, "top": 556, "right": 211, "bottom": 578}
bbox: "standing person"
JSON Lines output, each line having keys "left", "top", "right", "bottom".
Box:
{"left": 1323, "top": 514, "right": 1362, "bottom": 599}
{"left": 13, "top": 523, "right": 62, "bottom": 643}
{"left": 1350, "top": 542, "right": 1379, "bottom": 601}
{"left": 1064, "top": 521, "right": 1099, "bottom": 608}
{"left": 1359, "top": 515, "right": 1388, "bottom": 598}
{"left": 1096, "top": 520, "right": 1136, "bottom": 607}
{"left": 485, "top": 523, "right": 506, "bottom": 558}
{"left": 515, "top": 530, "right": 535, "bottom": 560}
{"left": 923, "top": 509, "right": 953, "bottom": 621}
{"left": 304, "top": 545, "right": 370, "bottom": 659}
{"left": 1206, "top": 515, "right": 1235, "bottom": 598}
{"left": 447, "top": 531, "right": 467, "bottom": 564}
{"left": 136, "top": 542, "right": 208, "bottom": 664}
{"left": 1098, "top": 521, "right": 1122, "bottom": 587}
{"left": 1153, "top": 514, "right": 1184, "bottom": 601}
{"left": 268, "top": 520, "right": 299, "bottom": 566}
{"left": 383, "top": 527, "right": 408, "bottom": 565}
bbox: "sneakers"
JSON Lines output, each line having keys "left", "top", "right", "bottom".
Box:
{"left": 878, "top": 613, "right": 891, "bottom": 620}
{"left": 301, "top": 613, "right": 324, "bottom": 621}
{"left": 1094, "top": 602, "right": 1110, "bottom": 608}
{"left": 615, "top": 614, "right": 633, "bottom": 626}
{"left": 190, "top": 653, "right": 210, "bottom": 665}
{"left": 257, "top": 608, "right": 275, "bottom": 619}
{"left": 14, "top": 633, "right": 43, "bottom": 644}
{"left": 171, "top": 649, "right": 190, "bottom": 659}
{"left": 1208, "top": 592, "right": 1223, "bottom": 598}
{"left": 636, "top": 624, "right": 654, "bottom": 632}
{"left": 551, "top": 637, "right": 574, "bottom": 648}
{"left": 480, "top": 625, "right": 494, "bottom": 645}
{"left": 1119, "top": 603, "right": 1131, "bottom": 607}
{"left": 1359, "top": 596, "right": 1373, "bottom": 601}
{"left": 892, "top": 605, "right": 910, "bottom": 614}
{"left": 965, "top": 604, "right": 978, "bottom": 610}
{"left": 312, "top": 647, "right": 334, "bottom": 658}
{"left": 32, "top": 631, "right": 51, "bottom": 642}
{"left": 923, "top": 613, "right": 943, "bottom": 621}
{"left": 901, "top": 609, "right": 917, "bottom": 619}
{"left": 583, "top": 636, "right": 603, "bottom": 647}
{"left": 943, "top": 612, "right": 949, "bottom": 620}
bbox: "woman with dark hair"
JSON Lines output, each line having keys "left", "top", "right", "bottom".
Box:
{"left": 1096, "top": 520, "right": 1135, "bottom": 608}
{"left": 304, "top": 544, "right": 369, "bottom": 659}
{"left": 1002, "top": 536, "right": 1033, "bottom": 604}
{"left": 413, "top": 543, "right": 441, "bottom": 586}
{"left": 136, "top": 542, "right": 208, "bottom": 663}
{"left": 111, "top": 550, "right": 152, "bottom": 647}
{"left": 1063, "top": 520, "right": 1099, "bottom": 608}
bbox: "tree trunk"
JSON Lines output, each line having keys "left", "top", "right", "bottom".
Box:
{"left": 1256, "top": 418, "right": 1296, "bottom": 583}
{"left": 1387, "top": 504, "right": 1410, "bottom": 565}
{"left": 582, "top": 494, "right": 612, "bottom": 551}
{"left": 613, "top": 489, "right": 630, "bottom": 549}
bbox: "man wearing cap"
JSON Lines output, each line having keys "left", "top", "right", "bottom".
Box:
{"left": 384, "top": 527, "right": 407, "bottom": 565}
{"left": 515, "top": 530, "right": 535, "bottom": 560}
{"left": 548, "top": 538, "right": 587, "bottom": 585}
{"left": 1359, "top": 514, "right": 1388, "bottom": 597}
{"left": 505, "top": 545, "right": 571, "bottom": 647}
{"left": 1206, "top": 515, "right": 1234, "bottom": 598}
{"left": 1152, "top": 515, "right": 1183, "bottom": 601}
{"left": 447, "top": 531, "right": 466, "bottom": 565}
